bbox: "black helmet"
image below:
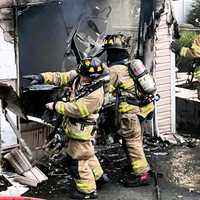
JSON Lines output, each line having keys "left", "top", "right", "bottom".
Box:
{"left": 77, "top": 57, "right": 105, "bottom": 79}
{"left": 103, "top": 32, "right": 131, "bottom": 50}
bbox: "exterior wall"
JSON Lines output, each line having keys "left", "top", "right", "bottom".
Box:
{"left": 21, "top": 122, "right": 52, "bottom": 159}
{"left": 0, "top": 28, "right": 18, "bottom": 150}
{"left": 172, "top": 0, "right": 193, "bottom": 23}
{"left": 155, "top": 4, "right": 176, "bottom": 135}
{"left": 176, "top": 88, "right": 200, "bottom": 131}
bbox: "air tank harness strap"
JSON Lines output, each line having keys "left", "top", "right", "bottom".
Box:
{"left": 119, "top": 96, "right": 140, "bottom": 106}
{"left": 119, "top": 95, "right": 159, "bottom": 107}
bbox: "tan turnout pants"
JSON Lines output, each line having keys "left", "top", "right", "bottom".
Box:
{"left": 120, "top": 111, "right": 149, "bottom": 175}
{"left": 66, "top": 139, "right": 103, "bottom": 194}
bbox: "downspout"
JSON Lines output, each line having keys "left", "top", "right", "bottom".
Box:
{"left": 153, "top": 36, "right": 160, "bottom": 138}
{"left": 170, "top": 44, "right": 176, "bottom": 134}
{"left": 170, "top": 0, "right": 176, "bottom": 134}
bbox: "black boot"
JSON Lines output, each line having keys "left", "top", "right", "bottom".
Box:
{"left": 70, "top": 190, "right": 98, "bottom": 199}
{"left": 96, "top": 173, "right": 110, "bottom": 188}
{"left": 123, "top": 172, "right": 150, "bottom": 187}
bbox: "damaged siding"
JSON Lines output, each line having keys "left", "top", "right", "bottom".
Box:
{"left": 155, "top": 8, "right": 175, "bottom": 135}
{"left": 0, "top": 28, "right": 18, "bottom": 150}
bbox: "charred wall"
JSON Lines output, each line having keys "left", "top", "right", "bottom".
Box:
{"left": 18, "top": 0, "right": 141, "bottom": 87}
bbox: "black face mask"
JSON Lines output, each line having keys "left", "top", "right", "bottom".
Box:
{"left": 107, "top": 49, "right": 129, "bottom": 65}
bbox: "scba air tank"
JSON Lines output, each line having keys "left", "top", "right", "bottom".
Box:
{"left": 129, "top": 59, "right": 156, "bottom": 94}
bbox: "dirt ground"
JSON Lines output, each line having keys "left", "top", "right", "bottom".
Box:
{"left": 25, "top": 132, "right": 200, "bottom": 200}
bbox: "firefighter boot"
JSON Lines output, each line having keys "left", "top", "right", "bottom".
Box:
{"left": 70, "top": 190, "right": 98, "bottom": 199}
{"left": 123, "top": 171, "right": 150, "bottom": 187}
{"left": 96, "top": 173, "right": 110, "bottom": 188}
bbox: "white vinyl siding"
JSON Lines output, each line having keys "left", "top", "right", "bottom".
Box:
{"left": 154, "top": 8, "right": 175, "bottom": 135}
{"left": 172, "top": 0, "right": 193, "bottom": 23}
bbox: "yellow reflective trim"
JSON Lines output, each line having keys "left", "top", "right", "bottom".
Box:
{"left": 138, "top": 102, "right": 154, "bottom": 118}
{"left": 109, "top": 85, "right": 116, "bottom": 93}
{"left": 42, "top": 72, "right": 54, "bottom": 84}
{"left": 76, "top": 101, "right": 90, "bottom": 117}
{"left": 65, "top": 129, "right": 91, "bottom": 140}
{"left": 191, "top": 43, "right": 200, "bottom": 54}
{"left": 89, "top": 67, "right": 95, "bottom": 72}
{"left": 131, "top": 159, "right": 149, "bottom": 175}
{"left": 119, "top": 102, "right": 139, "bottom": 113}
{"left": 97, "top": 66, "right": 102, "bottom": 72}
{"left": 115, "top": 37, "right": 122, "bottom": 45}
{"left": 93, "top": 166, "right": 103, "bottom": 180}
{"left": 108, "top": 39, "right": 113, "bottom": 45}
{"left": 119, "top": 79, "right": 134, "bottom": 89}
{"left": 180, "top": 47, "right": 188, "bottom": 57}
{"left": 75, "top": 179, "right": 96, "bottom": 194}
{"left": 56, "top": 102, "right": 65, "bottom": 115}
{"left": 60, "top": 73, "right": 69, "bottom": 85}
{"left": 194, "top": 66, "right": 200, "bottom": 80}
{"left": 85, "top": 59, "right": 91, "bottom": 66}
{"left": 60, "top": 74, "right": 64, "bottom": 85}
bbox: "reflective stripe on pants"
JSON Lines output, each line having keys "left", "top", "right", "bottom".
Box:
{"left": 66, "top": 140, "right": 103, "bottom": 194}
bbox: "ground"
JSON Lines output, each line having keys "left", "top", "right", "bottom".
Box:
{"left": 23, "top": 73, "right": 200, "bottom": 199}
{"left": 25, "top": 133, "right": 200, "bottom": 200}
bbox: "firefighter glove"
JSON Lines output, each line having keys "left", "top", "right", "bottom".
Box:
{"left": 23, "top": 74, "right": 44, "bottom": 85}
{"left": 170, "top": 41, "right": 181, "bottom": 55}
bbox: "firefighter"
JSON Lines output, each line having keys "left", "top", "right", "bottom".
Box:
{"left": 170, "top": 35, "right": 200, "bottom": 81}
{"left": 24, "top": 57, "right": 109, "bottom": 199}
{"left": 102, "top": 32, "right": 150, "bottom": 187}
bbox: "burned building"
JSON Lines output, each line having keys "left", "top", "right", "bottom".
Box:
{"left": 0, "top": 0, "right": 175, "bottom": 157}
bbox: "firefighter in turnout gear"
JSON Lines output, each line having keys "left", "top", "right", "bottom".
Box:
{"left": 103, "top": 32, "right": 150, "bottom": 187}
{"left": 170, "top": 35, "right": 200, "bottom": 81}
{"left": 24, "top": 57, "right": 108, "bottom": 199}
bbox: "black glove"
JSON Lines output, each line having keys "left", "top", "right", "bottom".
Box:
{"left": 23, "top": 74, "right": 44, "bottom": 84}
{"left": 170, "top": 41, "right": 181, "bottom": 55}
